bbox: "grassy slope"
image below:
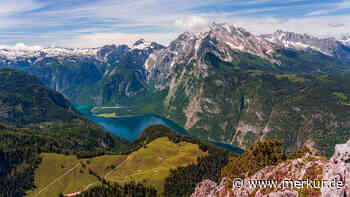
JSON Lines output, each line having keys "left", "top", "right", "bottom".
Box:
{"left": 25, "top": 137, "right": 208, "bottom": 196}
{"left": 106, "top": 137, "right": 208, "bottom": 194}
{"left": 25, "top": 154, "right": 127, "bottom": 197}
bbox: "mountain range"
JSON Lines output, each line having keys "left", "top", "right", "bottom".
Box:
{"left": 1, "top": 22, "right": 350, "bottom": 197}
{"left": 1, "top": 23, "right": 350, "bottom": 157}
{"left": 262, "top": 30, "right": 350, "bottom": 62}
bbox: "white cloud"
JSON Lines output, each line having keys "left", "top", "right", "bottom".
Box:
{"left": 0, "top": 43, "right": 42, "bottom": 51}
{"left": 228, "top": 15, "right": 350, "bottom": 38}
{"left": 307, "top": 0, "right": 350, "bottom": 16}
{"left": 174, "top": 16, "right": 209, "bottom": 32}
{"left": 61, "top": 14, "right": 350, "bottom": 48}
{"left": 0, "top": 0, "right": 45, "bottom": 15}
{"left": 4, "top": 14, "right": 350, "bottom": 48}
{"left": 1, "top": 0, "right": 349, "bottom": 48}
{"left": 0, "top": 0, "right": 47, "bottom": 29}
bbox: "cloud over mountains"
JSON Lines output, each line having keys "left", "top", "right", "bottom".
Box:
{"left": 0, "top": 0, "right": 350, "bottom": 48}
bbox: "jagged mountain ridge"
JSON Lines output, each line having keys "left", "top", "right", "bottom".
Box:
{"left": 145, "top": 24, "right": 350, "bottom": 86}
{"left": 0, "top": 39, "right": 162, "bottom": 60}
{"left": 2, "top": 26, "right": 350, "bottom": 69}
{"left": 145, "top": 23, "right": 278, "bottom": 83}
{"left": 262, "top": 30, "right": 350, "bottom": 62}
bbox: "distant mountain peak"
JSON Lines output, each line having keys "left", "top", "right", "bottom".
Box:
{"left": 204, "top": 23, "right": 276, "bottom": 61}
{"left": 262, "top": 30, "right": 350, "bottom": 60}
{"left": 0, "top": 40, "right": 165, "bottom": 62}
{"left": 340, "top": 36, "right": 350, "bottom": 46}
{"left": 132, "top": 39, "right": 164, "bottom": 50}
{"left": 145, "top": 23, "right": 278, "bottom": 80}
{"left": 133, "top": 38, "right": 146, "bottom": 45}
{"left": 0, "top": 45, "right": 99, "bottom": 60}
{"left": 209, "top": 23, "right": 243, "bottom": 33}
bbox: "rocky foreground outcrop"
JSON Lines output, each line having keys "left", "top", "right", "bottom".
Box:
{"left": 191, "top": 139, "right": 350, "bottom": 197}
{"left": 321, "top": 140, "right": 350, "bottom": 197}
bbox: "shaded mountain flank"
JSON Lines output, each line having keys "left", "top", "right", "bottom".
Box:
{"left": 0, "top": 68, "right": 128, "bottom": 197}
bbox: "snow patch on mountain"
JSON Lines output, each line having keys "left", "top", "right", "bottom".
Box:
{"left": 144, "top": 23, "right": 279, "bottom": 78}
{"left": 0, "top": 43, "right": 99, "bottom": 60}
{"left": 261, "top": 31, "right": 348, "bottom": 58}
{"left": 208, "top": 23, "right": 277, "bottom": 62}
{"left": 132, "top": 39, "right": 153, "bottom": 50}
{"left": 340, "top": 37, "right": 350, "bottom": 46}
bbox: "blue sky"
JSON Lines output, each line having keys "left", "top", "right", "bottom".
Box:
{"left": 1, "top": 0, "right": 350, "bottom": 48}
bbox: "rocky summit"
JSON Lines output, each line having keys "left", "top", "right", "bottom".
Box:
{"left": 191, "top": 139, "right": 350, "bottom": 197}
{"left": 321, "top": 139, "right": 350, "bottom": 197}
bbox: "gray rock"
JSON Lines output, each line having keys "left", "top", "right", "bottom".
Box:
{"left": 321, "top": 139, "right": 350, "bottom": 197}
{"left": 191, "top": 140, "right": 350, "bottom": 197}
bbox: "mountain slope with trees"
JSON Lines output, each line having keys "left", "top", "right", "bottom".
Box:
{"left": 0, "top": 68, "right": 128, "bottom": 197}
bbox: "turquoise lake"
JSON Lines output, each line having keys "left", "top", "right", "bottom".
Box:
{"left": 76, "top": 106, "right": 189, "bottom": 141}
{"left": 76, "top": 106, "right": 243, "bottom": 153}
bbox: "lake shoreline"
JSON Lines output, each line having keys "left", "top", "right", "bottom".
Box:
{"left": 74, "top": 105, "right": 244, "bottom": 154}
{"left": 74, "top": 105, "right": 190, "bottom": 141}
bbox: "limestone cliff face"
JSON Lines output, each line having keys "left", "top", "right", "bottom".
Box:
{"left": 159, "top": 60, "right": 350, "bottom": 156}
{"left": 191, "top": 139, "right": 350, "bottom": 197}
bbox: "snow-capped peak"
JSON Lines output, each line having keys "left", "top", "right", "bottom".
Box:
{"left": 0, "top": 43, "right": 99, "bottom": 60}
{"left": 261, "top": 31, "right": 337, "bottom": 56}
{"left": 132, "top": 39, "right": 153, "bottom": 50}
{"left": 206, "top": 23, "right": 277, "bottom": 61}
{"left": 144, "top": 23, "right": 279, "bottom": 76}
{"left": 340, "top": 36, "right": 350, "bottom": 46}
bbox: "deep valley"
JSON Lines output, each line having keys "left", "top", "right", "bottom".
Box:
{"left": 1, "top": 22, "right": 350, "bottom": 197}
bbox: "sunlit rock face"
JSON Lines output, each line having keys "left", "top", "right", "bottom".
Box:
{"left": 190, "top": 179, "right": 228, "bottom": 197}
